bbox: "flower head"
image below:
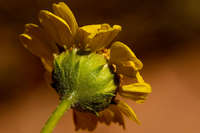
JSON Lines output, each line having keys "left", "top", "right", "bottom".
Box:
{"left": 19, "top": 2, "right": 151, "bottom": 131}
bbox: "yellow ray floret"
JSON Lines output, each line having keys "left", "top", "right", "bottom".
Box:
{"left": 120, "top": 82, "right": 151, "bottom": 103}
{"left": 24, "top": 23, "right": 58, "bottom": 54}
{"left": 52, "top": 2, "right": 78, "bottom": 36}
{"left": 39, "top": 10, "right": 73, "bottom": 47}
{"left": 78, "top": 24, "right": 121, "bottom": 51}
{"left": 116, "top": 100, "right": 140, "bottom": 124}
{"left": 19, "top": 33, "right": 52, "bottom": 60}
{"left": 110, "top": 41, "right": 143, "bottom": 77}
{"left": 19, "top": 24, "right": 59, "bottom": 72}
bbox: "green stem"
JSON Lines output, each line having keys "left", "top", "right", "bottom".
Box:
{"left": 41, "top": 97, "right": 73, "bottom": 133}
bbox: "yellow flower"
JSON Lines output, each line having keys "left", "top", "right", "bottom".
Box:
{"left": 19, "top": 2, "right": 151, "bottom": 132}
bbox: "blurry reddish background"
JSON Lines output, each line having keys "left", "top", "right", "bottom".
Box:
{"left": 0, "top": 0, "right": 200, "bottom": 133}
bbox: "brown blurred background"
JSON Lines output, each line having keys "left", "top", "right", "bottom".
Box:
{"left": 0, "top": 0, "right": 200, "bottom": 133}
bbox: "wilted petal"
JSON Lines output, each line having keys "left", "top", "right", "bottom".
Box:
{"left": 39, "top": 10, "right": 73, "bottom": 48}
{"left": 98, "top": 107, "right": 113, "bottom": 125}
{"left": 98, "top": 104, "right": 125, "bottom": 129}
{"left": 73, "top": 110, "right": 98, "bottom": 131}
{"left": 78, "top": 24, "right": 121, "bottom": 51}
{"left": 52, "top": 2, "right": 78, "bottom": 36}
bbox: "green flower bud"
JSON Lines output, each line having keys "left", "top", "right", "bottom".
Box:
{"left": 52, "top": 48, "right": 117, "bottom": 114}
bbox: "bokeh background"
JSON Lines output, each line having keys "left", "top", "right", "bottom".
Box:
{"left": 0, "top": 0, "right": 200, "bottom": 133}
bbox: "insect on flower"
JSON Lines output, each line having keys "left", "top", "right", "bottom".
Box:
{"left": 19, "top": 2, "right": 151, "bottom": 133}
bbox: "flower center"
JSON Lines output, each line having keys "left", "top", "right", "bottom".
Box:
{"left": 51, "top": 48, "right": 118, "bottom": 114}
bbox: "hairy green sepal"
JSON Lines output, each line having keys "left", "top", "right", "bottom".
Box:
{"left": 52, "top": 48, "right": 117, "bottom": 114}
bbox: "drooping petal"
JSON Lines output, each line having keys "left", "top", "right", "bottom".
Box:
{"left": 19, "top": 24, "right": 59, "bottom": 72}
{"left": 39, "top": 10, "right": 73, "bottom": 48}
{"left": 19, "top": 34, "right": 53, "bottom": 72}
{"left": 19, "top": 34, "right": 46, "bottom": 57}
{"left": 116, "top": 100, "right": 140, "bottom": 124}
{"left": 52, "top": 2, "right": 78, "bottom": 36}
{"left": 24, "top": 23, "right": 58, "bottom": 53}
{"left": 19, "top": 24, "right": 58, "bottom": 70}
{"left": 98, "top": 104, "right": 125, "bottom": 129}
{"left": 110, "top": 41, "right": 143, "bottom": 77}
{"left": 119, "top": 82, "right": 152, "bottom": 103}
{"left": 73, "top": 110, "right": 98, "bottom": 131}
{"left": 78, "top": 24, "right": 121, "bottom": 51}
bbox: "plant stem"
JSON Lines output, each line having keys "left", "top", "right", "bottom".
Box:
{"left": 41, "top": 97, "right": 73, "bottom": 133}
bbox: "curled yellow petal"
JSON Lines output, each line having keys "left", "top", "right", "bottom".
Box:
{"left": 73, "top": 110, "right": 98, "bottom": 131}
{"left": 78, "top": 24, "right": 121, "bottom": 51}
{"left": 113, "top": 61, "right": 137, "bottom": 77}
{"left": 120, "top": 82, "right": 152, "bottom": 103}
{"left": 116, "top": 100, "right": 140, "bottom": 124}
{"left": 39, "top": 10, "right": 73, "bottom": 48}
{"left": 98, "top": 104, "right": 125, "bottom": 129}
{"left": 110, "top": 41, "right": 143, "bottom": 77}
{"left": 52, "top": 2, "right": 78, "bottom": 36}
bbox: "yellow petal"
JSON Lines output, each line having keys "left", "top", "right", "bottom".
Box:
{"left": 19, "top": 34, "right": 54, "bottom": 72}
{"left": 73, "top": 110, "right": 98, "bottom": 131}
{"left": 19, "top": 34, "right": 42, "bottom": 57}
{"left": 110, "top": 41, "right": 143, "bottom": 77}
{"left": 77, "top": 24, "right": 101, "bottom": 48}
{"left": 120, "top": 92, "right": 148, "bottom": 104}
{"left": 122, "top": 82, "right": 151, "bottom": 93}
{"left": 24, "top": 23, "right": 58, "bottom": 54}
{"left": 20, "top": 24, "right": 59, "bottom": 72}
{"left": 78, "top": 24, "right": 121, "bottom": 51}
{"left": 19, "top": 33, "right": 54, "bottom": 66}
{"left": 136, "top": 71, "right": 144, "bottom": 83}
{"left": 116, "top": 100, "right": 140, "bottom": 124}
{"left": 52, "top": 2, "right": 78, "bottom": 36}
{"left": 98, "top": 104, "right": 125, "bottom": 129}
{"left": 113, "top": 61, "right": 137, "bottom": 77}
{"left": 39, "top": 10, "right": 73, "bottom": 48}
{"left": 119, "top": 82, "right": 152, "bottom": 103}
